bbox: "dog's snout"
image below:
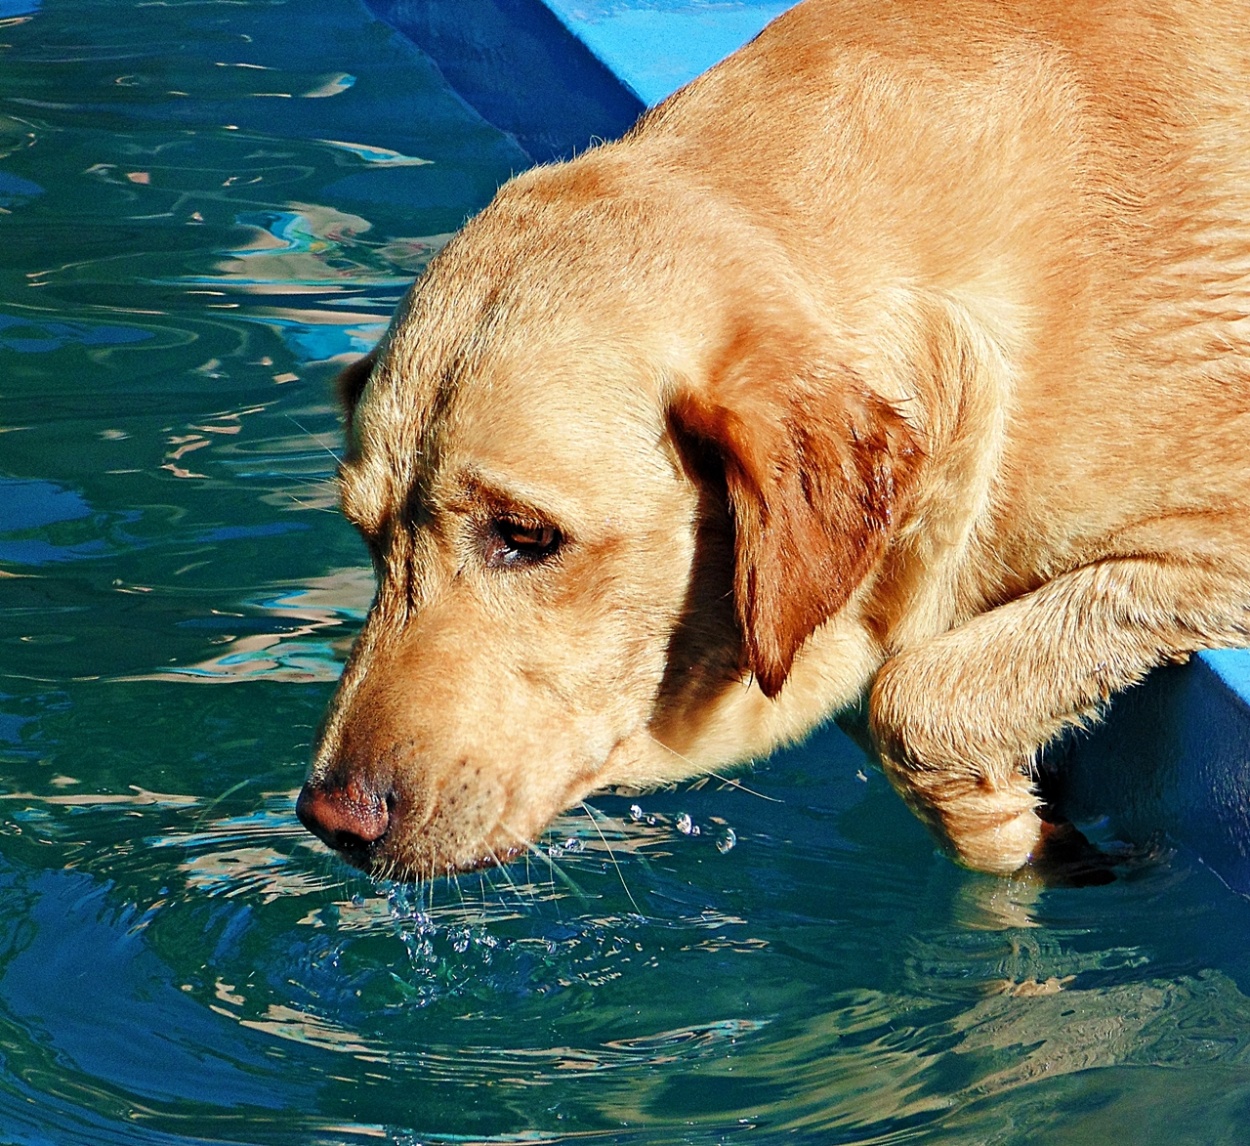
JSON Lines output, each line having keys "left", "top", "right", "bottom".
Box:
{"left": 296, "top": 776, "right": 391, "bottom": 861}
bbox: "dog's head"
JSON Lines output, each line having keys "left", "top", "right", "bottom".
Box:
{"left": 297, "top": 153, "right": 920, "bottom": 879}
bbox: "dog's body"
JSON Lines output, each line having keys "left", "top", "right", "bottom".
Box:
{"left": 298, "top": 0, "right": 1250, "bottom": 879}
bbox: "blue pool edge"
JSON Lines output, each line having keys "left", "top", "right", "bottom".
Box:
{"left": 362, "top": 0, "right": 1250, "bottom": 894}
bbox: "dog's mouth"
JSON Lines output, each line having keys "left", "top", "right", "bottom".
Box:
{"left": 443, "top": 845, "right": 526, "bottom": 876}
{"left": 297, "top": 743, "right": 623, "bottom": 881}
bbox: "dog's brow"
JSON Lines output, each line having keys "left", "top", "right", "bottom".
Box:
{"left": 462, "top": 487, "right": 520, "bottom": 520}
{"left": 453, "top": 474, "right": 553, "bottom": 524}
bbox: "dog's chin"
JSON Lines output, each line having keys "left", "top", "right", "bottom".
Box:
{"left": 340, "top": 836, "right": 530, "bottom": 883}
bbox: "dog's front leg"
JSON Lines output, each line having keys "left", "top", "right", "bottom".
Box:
{"left": 868, "top": 550, "right": 1250, "bottom": 874}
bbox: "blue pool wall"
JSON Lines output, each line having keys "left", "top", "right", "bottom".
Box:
{"left": 362, "top": 0, "right": 645, "bottom": 162}
{"left": 362, "top": 0, "right": 1250, "bottom": 894}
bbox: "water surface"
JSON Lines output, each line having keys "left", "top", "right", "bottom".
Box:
{"left": 4, "top": 1, "right": 1250, "bottom": 1143}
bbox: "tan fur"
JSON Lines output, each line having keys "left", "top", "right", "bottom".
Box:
{"left": 301, "top": 0, "right": 1250, "bottom": 879}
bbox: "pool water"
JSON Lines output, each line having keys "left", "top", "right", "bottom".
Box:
{"left": 3, "top": 1, "right": 1250, "bottom": 1142}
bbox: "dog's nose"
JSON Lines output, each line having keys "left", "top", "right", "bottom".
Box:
{"left": 296, "top": 776, "right": 391, "bottom": 859}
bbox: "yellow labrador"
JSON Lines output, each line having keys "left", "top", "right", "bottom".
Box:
{"left": 298, "top": 0, "right": 1250, "bottom": 879}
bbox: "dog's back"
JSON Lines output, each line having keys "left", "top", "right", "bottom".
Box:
{"left": 634, "top": 0, "right": 1250, "bottom": 595}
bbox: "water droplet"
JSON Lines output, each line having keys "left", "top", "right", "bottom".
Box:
{"left": 629, "top": 804, "right": 643, "bottom": 821}
{"left": 676, "top": 813, "right": 694, "bottom": 835}
{"left": 716, "top": 828, "right": 737, "bottom": 854}
{"left": 564, "top": 837, "right": 584, "bottom": 854}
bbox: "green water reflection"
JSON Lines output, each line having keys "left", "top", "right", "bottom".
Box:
{"left": 3, "top": 1, "right": 1250, "bottom": 1143}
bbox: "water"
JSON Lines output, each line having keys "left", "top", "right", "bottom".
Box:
{"left": 3, "top": 1, "right": 1250, "bottom": 1142}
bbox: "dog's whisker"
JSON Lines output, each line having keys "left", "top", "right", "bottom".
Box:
{"left": 501, "top": 821, "right": 587, "bottom": 908}
{"left": 644, "top": 733, "right": 781, "bottom": 804}
{"left": 284, "top": 412, "right": 342, "bottom": 466}
{"left": 477, "top": 854, "right": 517, "bottom": 909}
{"left": 283, "top": 490, "right": 340, "bottom": 514}
{"left": 580, "top": 801, "right": 643, "bottom": 918}
{"left": 644, "top": 732, "right": 700, "bottom": 772}
{"left": 451, "top": 868, "right": 468, "bottom": 909}
{"left": 704, "top": 771, "right": 782, "bottom": 803}
{"left": 193, "top": 777, "right": 252, "bottom": 828}
{"left": 483, "top": 847, "right": 523, "bottom": 905}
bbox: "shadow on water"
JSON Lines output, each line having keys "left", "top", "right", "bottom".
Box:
{"left": 3, "top": 1, "right": 1250, "bottom": 1143}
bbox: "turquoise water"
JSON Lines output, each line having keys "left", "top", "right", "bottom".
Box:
{"left": 4, "top": 1, "right": 1250, "bottom": 1142}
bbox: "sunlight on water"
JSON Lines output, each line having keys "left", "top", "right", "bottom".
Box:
{"left": 124, "top": 568, "right": 374, "bottom": 683}
{"left": 4, "top": 0, "right": 1250, "bottom": 1144}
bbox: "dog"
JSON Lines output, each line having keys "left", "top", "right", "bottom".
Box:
{"left": 297, "top": 0, "right": 1250, "bottom": 881}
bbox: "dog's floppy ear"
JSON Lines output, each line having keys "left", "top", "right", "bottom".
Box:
{"left": 671, "top": 337, "right": 920, "bottom": 698}
{"left": 335, "top": 348, "right": 380, "bottom": 464}
{"left": 335, "top": 348, "right": 379, "bottom": 423}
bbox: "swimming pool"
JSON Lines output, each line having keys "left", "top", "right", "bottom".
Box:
{"left": 3, "top": 1, "right": 1250, "bottom": 1142}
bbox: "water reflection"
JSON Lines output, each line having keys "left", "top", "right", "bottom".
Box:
{"left": 6, "top": 722, "right": 1250, "bottom": 1144}
{"left": 120, "top": 567, "right": 372, "bottom": 682}
{"left": 0, "top": 312, "right": 153, "bottom": 352}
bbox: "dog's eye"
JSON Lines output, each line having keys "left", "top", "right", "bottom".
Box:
{"left": 485, "top": 517, "right": 563, "bottom": 567}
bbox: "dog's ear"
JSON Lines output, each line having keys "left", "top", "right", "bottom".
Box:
{"left": 335, "top": 348, "right": 379, "bottom": 424}
{"left": 671, "top": 340, "right": 921, "bottom": 698}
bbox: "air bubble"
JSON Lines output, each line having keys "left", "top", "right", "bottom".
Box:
{"left": 676, "top": 813, "right": 693, "bottom": 835}
{"left": 716, "top": 828, "right": 737, "bottom": 854}
{"left": 629, "top": 804, "right": 643, "bottom": 821}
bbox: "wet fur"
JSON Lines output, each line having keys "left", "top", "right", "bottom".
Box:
{"left": 303, "top": 0, "right": 1250, "bottom": 878}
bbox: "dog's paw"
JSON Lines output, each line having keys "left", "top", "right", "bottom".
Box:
{"left": 939, "top": 803, "right": 1042, "bottom": 875}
